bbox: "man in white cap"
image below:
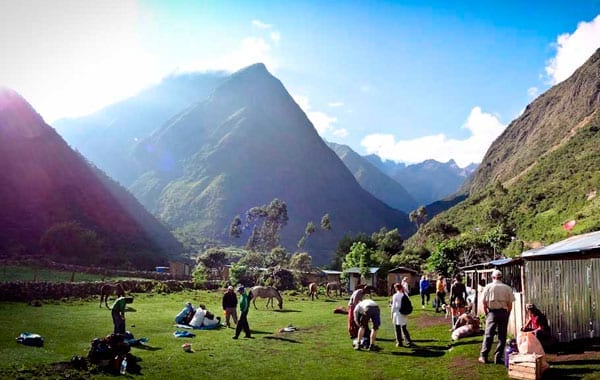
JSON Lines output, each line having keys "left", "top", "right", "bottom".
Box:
{"left": 222, "top": 285, "right": 238, "bottom": 328}
{"left": 478, "top": 269, "right": 514, "bottom": 364}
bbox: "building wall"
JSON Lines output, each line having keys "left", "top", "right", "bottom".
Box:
{"left": 524, "top": 257, "right": 599, "bottom": 342}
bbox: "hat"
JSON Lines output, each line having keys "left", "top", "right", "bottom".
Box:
{"left": 237, "top": 286, "right": 245, "bottom": 293}
{"left": 491, "top": 269, "right": 502, "bottom": 278}
{"left": 227, "top": 285, "right": 233, "bottom": 290}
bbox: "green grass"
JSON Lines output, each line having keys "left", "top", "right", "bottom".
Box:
{"left": 0, "top": 292, "right": 598, "bottom": 379}
{"left": 0, "top": 265, "right": 144, "bottom": 283}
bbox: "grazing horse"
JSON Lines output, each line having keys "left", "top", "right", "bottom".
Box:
{"left": 308, "top": 282, "right": 318, "bottom": 300}
{"left": 326, "top": 282, "right": 343, "bottom": 297}
{"left": 99, "top": 283, "right": 125, "bottom": 308}
{"left": 250, "top": 286, "right": 283, "bottom": 310}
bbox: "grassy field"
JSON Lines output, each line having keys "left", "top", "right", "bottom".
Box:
{"left": 0, "top": 264, "right": 140, "bottom": 283}
{"left": 0, "top": 290, "right": 598, "bottom": 380}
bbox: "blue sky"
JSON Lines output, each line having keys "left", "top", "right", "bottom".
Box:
{"left": 1, "top": 1, "right": 599, "bottom": 167}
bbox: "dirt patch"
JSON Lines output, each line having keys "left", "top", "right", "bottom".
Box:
{"left": 448, "top": 356, "right": 479, "bottom": 378}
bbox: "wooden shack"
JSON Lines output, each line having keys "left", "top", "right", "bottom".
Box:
{"left": 387, "top": 266, "right": 419, "bottom": 295}
{"left": 520, "top": 230, "right": 600, "bottom": 343}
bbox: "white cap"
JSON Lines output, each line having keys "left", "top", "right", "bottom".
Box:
{"left": 492, "top": 269, "right": 502, "bottom": 278}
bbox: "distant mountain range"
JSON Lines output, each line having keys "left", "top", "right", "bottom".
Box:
{"left": 364, "top": 155, "right": 477, "bottom": 205}
{"left": 0, "top": 88, "right": 181, "bottom": 267}
{"left": 327, "top": 142, "right": 418, "bottom": 212}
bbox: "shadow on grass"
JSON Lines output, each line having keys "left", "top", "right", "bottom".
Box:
{"left": 274, "top": 309, "right": 302, "bottom": 313}
{"left": 389, "top": 348, "right": 446, "bottom": 357}
{"left": 548, "top": 359, "right": 600, "bottom": 366}
{"left": 263, "top": 336, "right": 301, "bottom": 344}
{"left": 249, "top": 330, "right": 273, "bottom": 336}
{"left": 449, "top": 340, "right": 481, "bottom": 347}
{"left": 125, "top": 307, "right": 136, "bottom": 312}
{"left": 542, "top": 367, "right": 599, "bottom": 379}
{"left": 131, "top": 345, "right": 161, "bottom": 351}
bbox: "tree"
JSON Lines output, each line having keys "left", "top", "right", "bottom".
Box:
{"left": 265, "top": 246, "right": 289, "bottom": 268}
{"left": 197, "top": 248, "right": 228, "bottom": 280}
{"left": 330, "top": 232, "right": 374, "bottom": 270}
{"left": 40, "top": 221, "right": 102, "bottom": 265}
{"left": 320, "top": 213, "right": 331, "bottom": 230}
{"left": 409, "top": 205, "right": 428, "bottom": 229}
{"left": 235, "top": 198, "right": 289, "bottom": 252}
{"left": 239, "top": 251, "right": 265, "bottom": 268}
{"left": 289, "top": 252, "right": 312, "bottom": 273}
{"left": 342, "top": 242, "right": 375, "bottom": 280}
{"left": 229, "top": 215, "right": 242, "bottom": 238}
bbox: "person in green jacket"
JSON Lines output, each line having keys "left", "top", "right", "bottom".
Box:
{"left": 233, "top": 286, "right": 252, "bottom": 339}
{"left": 111, "top": 296, "right": 133, "bottom": 334}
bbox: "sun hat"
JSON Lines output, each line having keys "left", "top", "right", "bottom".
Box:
{"left": 227, "top": 285, "right": 233, "bottom": 290}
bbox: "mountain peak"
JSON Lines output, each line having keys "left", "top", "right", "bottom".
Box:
{"left": 0, "top": 87, "right": 47, "bottom": 139}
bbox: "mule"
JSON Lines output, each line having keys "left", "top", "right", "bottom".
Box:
{"left": 326, "top": 282, "right": 343, "bottom": 297}
{"left": 250, "top": 286, "right": 283, "bottom": 310}
{"left": 99, "top": 283, "right": 125, "bottom": 308}
{"left": 308, "top": 282, "right": 318, "bottom": 300}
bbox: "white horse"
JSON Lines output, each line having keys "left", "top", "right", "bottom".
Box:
{"left": 250, "top": 286, "right": 283, "bottom": 310}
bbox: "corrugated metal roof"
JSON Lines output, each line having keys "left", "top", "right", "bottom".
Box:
{"left": 521, "top": 230, "right": 600, "bottom": 258}
{"left": 459, "top": 257, "right": 520, "bottom": 270}
{"left": 321, "top": 269, "right": 342, "bottom": 275}
{"left": 388, "top": 266, "right": 419, "bottom": 274}
{"left": 343, "top": 267, "right": 379, "bottom": 274}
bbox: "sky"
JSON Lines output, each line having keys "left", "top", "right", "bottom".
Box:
{"left": 1, "top": 1, "right": 600, "bottom": 167}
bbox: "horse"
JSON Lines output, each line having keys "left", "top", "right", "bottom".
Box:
{"left": 308, "top": 282, "right": 318, "bottom": 300}
{"left": 250, "top": 286, "right": 283, "bottom": 310}
{"left": 99, "top": 283, "right": 125, "bottom": 308}
{"left": 326, "top": 282, "right": 343, "bottom": 297}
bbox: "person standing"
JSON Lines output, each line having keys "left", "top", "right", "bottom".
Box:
{"left": 353, "top": 298, "right": 381, "bottom": 351}
{"left": 222, "top": 286, "right": 238, "bottom": 328}
{"left": 479, "top": 269, "right": 514, "bottom": 364}
{"left": 391, "top": 283, "right": 415, "bottom": 347}
{"left": 233, "top": 286, "right": 252, "bottom": 339}
{"left": 435, "top": 275, "right": 446, "bottom": 313}
{"left": 450, "top": 274, "right": 468, "bottom": 328}
{"left": 401, "top": 277, "right": 410, "bottom": 295}
{"left": 419, "top": 275, "right": 430, "bottom": 308}
{"left": 111, "top": 296, "right": 133, "bottom": 334}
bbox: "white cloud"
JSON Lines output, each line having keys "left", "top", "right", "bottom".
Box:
{"left": 252, "top": 19, "right": 272, "bottom": 29}
{"left": 328, "top": 101, "right": 344, "bottom": 108}
{"left": 527, "top": 87, "right": 539, "bottom": 99}
{"left": 292, "top": 94, "right": 344, "bottom": 137}
{"left": 360, "top": 106, "right": 506, "bottom": 167}
{"left": 545, "top": 15, "right": 600, "bottom": 84}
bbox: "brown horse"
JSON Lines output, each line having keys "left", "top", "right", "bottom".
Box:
{"left": 250, "top": 286, "right": 283, "bottom": 309}
{"left": 326, "top": 282, "right": 343, "bottom": 297}
{"left": 99, "top": 283, "right": 125, "bottom": 308}
{"left": 308, "top": 282, "right": 318, "bottom": 300}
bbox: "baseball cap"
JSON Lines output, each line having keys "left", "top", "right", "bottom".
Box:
{"left": 237, "top": 286, "right": 245, "bottom": 293}
{"left": 492, "top": 269, "right": 502, "bottom": 278}
{"left": 227, "top": 285, "right": 233, "bottom": 290}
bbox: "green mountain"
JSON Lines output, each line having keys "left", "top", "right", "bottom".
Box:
{"left": 327, "top": 141, "right": 418, "bottom": 212}
{"left": 424, "top": 48, "right": 600, "bottom": 248}
{"left": 0, "top": 88, "right": 182, "bottom": 268}
{"left": 54, "top": 71, "right": 227, "bottom": 187}
{"left": 129, "top": 63, "right": 415, "bottom": 264}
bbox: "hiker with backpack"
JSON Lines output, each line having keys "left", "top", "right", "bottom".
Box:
{"left": 391, "top": 282, "right": 415, "bottom": 348}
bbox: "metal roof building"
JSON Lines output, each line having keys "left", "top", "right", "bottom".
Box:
{"left": 520, "top": 230, "right": 600, "bottom": 342}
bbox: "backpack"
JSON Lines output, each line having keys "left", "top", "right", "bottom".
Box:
{"left": 399, "top": 294, "right": 413, "bottom": 315}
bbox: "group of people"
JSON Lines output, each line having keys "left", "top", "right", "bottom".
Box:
{"left": 347, "top": 282, "right": 415, "bottom": 352}
{"left": 171, "top": 285, "right": 253, "bottom": 338}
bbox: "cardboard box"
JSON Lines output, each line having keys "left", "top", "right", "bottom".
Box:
{"left": 508, "top": 353, "right": 543, "bottom": 380}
